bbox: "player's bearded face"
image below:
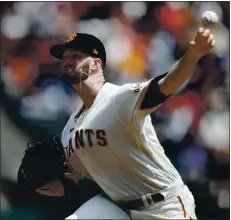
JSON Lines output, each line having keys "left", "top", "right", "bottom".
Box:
{"left": 62, "top": 50, "right": 92, "bottom": 85}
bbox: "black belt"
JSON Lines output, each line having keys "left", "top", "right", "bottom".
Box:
{"left": 117, "top": 193, "right": 164, "bottom": 210}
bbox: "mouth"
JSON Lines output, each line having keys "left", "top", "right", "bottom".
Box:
{"left": 63, "top": 66, "right": 76, "bottom": 76}
{"left": 68, "top": 68, "right": 75, "bottom": 76}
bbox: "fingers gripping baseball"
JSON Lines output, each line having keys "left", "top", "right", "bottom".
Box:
{"left": 189, "top": 27, "right": 216, "bottom": 58}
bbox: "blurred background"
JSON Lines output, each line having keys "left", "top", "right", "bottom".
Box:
{"left": 0, "top": 1, "right": 229, "bottom": 219}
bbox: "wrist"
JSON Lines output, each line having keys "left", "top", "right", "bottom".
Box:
{"left": 184, "top": 50, "right": 201, "bottom": 63}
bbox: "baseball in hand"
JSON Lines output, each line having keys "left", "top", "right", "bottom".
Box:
{"left": 201, "top": 11, "right": 219, "bottom": 28}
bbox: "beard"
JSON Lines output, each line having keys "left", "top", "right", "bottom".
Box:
{"left": 61, "top": 66, "right": 89, "bottom": 85}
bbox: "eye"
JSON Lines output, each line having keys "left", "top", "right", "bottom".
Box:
{"left": 73, "top": 54, "right": 82, "bottom": 59}
{"left": 63, "top": 53, "right": 84, "bottom": 62}
{"left": 63, "top": 54, "right": 74, "bottom": 59}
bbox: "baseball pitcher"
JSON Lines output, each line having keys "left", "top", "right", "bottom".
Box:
{"left": 49, "top": 28, "right": 215, "bottom": 219}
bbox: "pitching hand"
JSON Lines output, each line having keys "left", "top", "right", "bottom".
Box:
{"left": 188, "top": 27, "right": 216, "bottom": 59}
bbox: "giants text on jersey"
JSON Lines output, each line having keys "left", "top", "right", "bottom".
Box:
{"left": 61, "top": 82, "right": 181, "bottom": 201}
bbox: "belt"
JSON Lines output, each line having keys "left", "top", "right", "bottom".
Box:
{"left": 117, "top": 192, "right": 164, "bottom": 210}
{"left": 117, "top": 178, "right": 186, "bottom": 210}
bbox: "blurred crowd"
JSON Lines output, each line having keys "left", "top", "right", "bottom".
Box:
{"left": 0, "top": 1, "right": 230, "bottom": 219}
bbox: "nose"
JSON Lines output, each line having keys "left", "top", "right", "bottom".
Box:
{"left": 64, "top": 59, "right": 75, "bottom": 67}
{"left": 63, "top": 55, "right": 76, "bottom": 64}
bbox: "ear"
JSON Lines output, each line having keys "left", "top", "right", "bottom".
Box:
{"left": 91, "top": 58, "right": 102, "bottom": 71}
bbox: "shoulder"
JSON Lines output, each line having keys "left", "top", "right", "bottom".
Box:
{"left": 113, "top": 81, "right": 151, "bottom": 102}
{"left": 100, "top": 82, "right": 137, "bottom": 105}
{"left": 101, "top": 82, "right": 119, "bottom": 97}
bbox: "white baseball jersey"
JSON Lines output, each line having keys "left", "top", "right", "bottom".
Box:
{"left": 61, "top": 82, "right": 181, "bottom": 201}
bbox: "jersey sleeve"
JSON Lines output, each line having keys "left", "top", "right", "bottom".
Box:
{"left": 113, "top": 73, "right": 169, "bottom": 127}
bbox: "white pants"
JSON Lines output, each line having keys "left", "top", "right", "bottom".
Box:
{"left": 67, "top": 179, "right": 196, "bottom": 220}
{"left": 130, "top": 179, "right": 197, "bottom": 219}
{"left": 66, "top": 194, "right": 131, "bottom": 219}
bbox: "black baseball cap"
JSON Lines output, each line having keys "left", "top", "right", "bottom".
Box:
{"left": 50, "top": 33, "right": 106, "bottom": 68}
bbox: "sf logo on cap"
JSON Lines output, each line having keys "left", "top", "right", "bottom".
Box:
{"left": 93, "top": 49, "right": 98, "bottom": 55}
{"left": 66, "top": 33, "right": 77, "bottom": 43}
